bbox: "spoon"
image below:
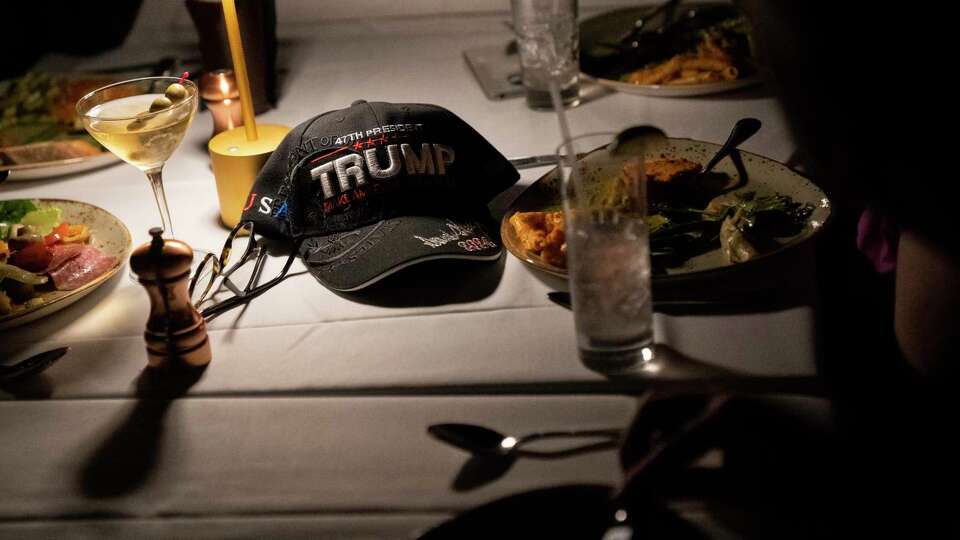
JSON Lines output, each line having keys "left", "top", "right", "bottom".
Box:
{"left": 610, "top": 125, "right": 668, "bottom": 156}
{"left": 699, "top": 117, "right": 761, "bottom": 179}
{"left": 428, "top": 423, "right": 622, "bottom": 458}
{"left": 0, "top": 347, "right": 69, "bottom": 384}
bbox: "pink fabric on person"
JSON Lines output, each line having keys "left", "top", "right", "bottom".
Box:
{"left": 49, "top": 245, "right": 117, "bottom": 290}
{"left": 856, "top": 206, "right": 898, "bottom": 274}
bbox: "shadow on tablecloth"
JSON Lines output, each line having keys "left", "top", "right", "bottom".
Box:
{"left": 77, "top": 362, "right": 206, "bottom": 498}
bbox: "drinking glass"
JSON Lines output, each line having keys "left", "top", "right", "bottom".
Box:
{"left": 77, "top": 76, "right": 199, "bottom": 237}
{"left": 511, "top": 0, "right": 581, "bottom": 110}
{"left": 557, "top": 132, "right": 655, "bottom": 372}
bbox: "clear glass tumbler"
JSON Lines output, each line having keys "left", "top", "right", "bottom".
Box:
{"left": 557, "top": 132, "right": 655, "bottom": 372}
{"left": 511, "top": 0, "right": 581, "bottom": 110}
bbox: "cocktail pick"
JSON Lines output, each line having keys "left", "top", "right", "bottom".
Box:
{"left": 208, "top": 0, "right": 289, "bottom": 228}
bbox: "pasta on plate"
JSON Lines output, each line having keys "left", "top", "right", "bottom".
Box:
{"left": 622, "top": 35, "right": 740, "bottom": 86}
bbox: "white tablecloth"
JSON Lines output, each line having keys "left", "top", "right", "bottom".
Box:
{"left": 1, "top": 13, "right": 812, "bottom": 538}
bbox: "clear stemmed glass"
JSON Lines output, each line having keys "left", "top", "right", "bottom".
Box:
{"left": 76, "top": 76, "right": 198, "bottom": 238}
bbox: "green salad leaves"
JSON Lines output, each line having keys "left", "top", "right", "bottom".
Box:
{"left": 0, "top": 199, "right": 38, "bottom": 223}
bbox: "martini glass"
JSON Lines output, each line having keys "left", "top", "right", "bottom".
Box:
{"left": 77, "top": 76, "right": 199, "bottom": 239}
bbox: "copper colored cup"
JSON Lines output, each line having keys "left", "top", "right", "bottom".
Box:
{"left": 200, "top": 69, "right": 243, "bottom": 138}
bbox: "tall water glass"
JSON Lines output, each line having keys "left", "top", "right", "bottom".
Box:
{"left": 557, "top": 133, "right": 654, "bottom": 372}
{"left": 511, "top": 0, "right": 581, "bottom": 110}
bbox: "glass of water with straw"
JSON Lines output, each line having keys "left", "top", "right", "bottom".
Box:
{"left": 547, "top": 31, "right": 661, "bottom": 371}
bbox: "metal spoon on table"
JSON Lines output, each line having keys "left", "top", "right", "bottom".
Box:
{"left": 0, "top": 347, "right": 69, "bottom": 384}
{"left": 428, "top": 423, "right": 622, "bottom": 459}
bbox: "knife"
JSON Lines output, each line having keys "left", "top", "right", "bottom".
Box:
{"left": 0, "top": 347, "right": 69, "bottom": 384}
{"left": 547, "top": 291, "right": 789, "bottom": 315}
{"left": 508, "top": 152, "right": 591, "bottom": 170}
{"left": 508, "top": 155, "right": 562, "bottom": 170}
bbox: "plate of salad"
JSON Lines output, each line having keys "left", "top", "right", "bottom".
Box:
{"left": 0, "top": 72, "right": 122, "bottom": 181}
{"left": 1, "top": 198, "right": 130, "bottom": 330}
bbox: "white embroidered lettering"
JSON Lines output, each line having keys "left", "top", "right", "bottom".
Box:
{"left": 402, "top": 143, "right": 435, "bottom": 175}
{"left": 365, "top": 146, "right": 401, "bottom": 179}
{"left": 258, "top": 197, "right": 273, "bottom": 215}
{"left": 333, "top": 154, "right": 366, "bottom": 195}
{"left": 311, "top": 161, "right": 337, "bottom": 199}
{"left": 433, "top": 144, "right": 455, "bottom": 175}
{"left": 413, "top": 222, "right": 479, "bottom": 248}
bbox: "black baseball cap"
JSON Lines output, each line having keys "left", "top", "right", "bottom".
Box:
{"left": 241, "top": 100, "right": 519, "bottom": 291}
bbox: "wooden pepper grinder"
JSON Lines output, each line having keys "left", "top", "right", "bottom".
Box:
{"left": 130, "top": 228, "right": 212, "bottom": 367}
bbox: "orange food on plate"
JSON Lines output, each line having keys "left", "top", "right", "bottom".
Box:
{"left": 622, "top": 35, "right": 740, "bottom": 86}
{"left": 510, "top": 210, "right": 567, "bottom": 267}
{"left": 645, "top": 157, "right": 702, "bottom": 183}
{"left": 541, "top": 216, "right": 566, "bottom": 267}
{"left": 510, "top": 157, "right": 704, "bottom": 269}
{"left": 509, "top": 211, "right": 548, "bottom": 253}
{"left": 644, "top": 156, "right": 702, "bottom": 204}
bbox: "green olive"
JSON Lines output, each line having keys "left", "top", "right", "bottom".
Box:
{"left": 126, "top": 111, "right": 152, "bottom": 131}
{"left": 164, "top": 83, "right": 187, "bottom": 102}
{"left": 149, "top": 96, "right": 173, "bottom": 112}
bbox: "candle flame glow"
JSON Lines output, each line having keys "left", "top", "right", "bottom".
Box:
{"left": 218, "top": 76, "right": 231, "bottom": 97}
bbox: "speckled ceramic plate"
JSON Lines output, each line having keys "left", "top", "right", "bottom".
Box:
{"left": 501, "top": 137, "right": 831, "bottom": 281}
{"left": 0, "top": 199, "right": 131, "bottom": 330}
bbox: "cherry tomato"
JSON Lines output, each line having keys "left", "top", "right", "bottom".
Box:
{"left": 44, "top": 222, "right": 71, "bottom": 246}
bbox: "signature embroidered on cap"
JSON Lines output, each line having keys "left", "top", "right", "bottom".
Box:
{"left": 414, "top": 221, "right": 495, "bottom": 252}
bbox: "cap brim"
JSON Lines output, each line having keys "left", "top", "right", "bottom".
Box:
{"left": 299, "top": 214, "right": 502, "bottom": 291}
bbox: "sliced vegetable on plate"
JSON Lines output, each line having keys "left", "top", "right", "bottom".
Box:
{"left": 1, "top": 199, "right": 129, "bottom": 323}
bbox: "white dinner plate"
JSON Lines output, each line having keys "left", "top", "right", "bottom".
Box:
{"left": 582, "top": 72, "right": 761, "bottom": 98}
{"left": 0, "top": 199, "right": 131, "bottom": 330}
{"left": 579, "top": 3, "right": 759, "bottom": 99}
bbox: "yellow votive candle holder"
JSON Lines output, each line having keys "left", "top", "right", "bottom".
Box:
{"left": 208, "top": 124, "right": 290, "bottom": 228}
